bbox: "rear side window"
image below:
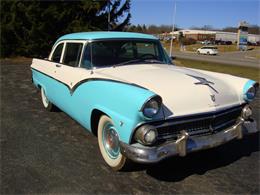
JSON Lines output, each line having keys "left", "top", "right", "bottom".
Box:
{"left": 63, "top": 43, "right": 83, "bottom": 67}
{"left": 51, "top": 43, "right": 64, "bottom": 63}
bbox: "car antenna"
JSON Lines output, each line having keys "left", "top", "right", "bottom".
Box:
{"left": 169, "top": 1, "right": 177, "bottom": 57}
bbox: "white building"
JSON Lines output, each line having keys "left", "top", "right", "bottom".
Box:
{"left": 169, "top": 29, "right": 260, "bottom": 43}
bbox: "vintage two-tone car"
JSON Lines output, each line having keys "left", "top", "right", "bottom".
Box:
{"left": 31, "top": 32, "right": 259, "bottom": 170}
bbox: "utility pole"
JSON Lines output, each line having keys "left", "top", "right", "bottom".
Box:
{"left": 169, "top": 1, "right": 177, "bottom": 57}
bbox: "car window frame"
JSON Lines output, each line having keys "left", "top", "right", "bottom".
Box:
{"left": 49, "top": 42, "right": 66, "bottom": 63}
{"left": 62, "top": 41, "right": 85, "bottom": 67}
{"left": 79, "top": 41, "right": 93, "bottom": 69}
{"left": 49, "top": 40, "right": 87, "bottom": 67}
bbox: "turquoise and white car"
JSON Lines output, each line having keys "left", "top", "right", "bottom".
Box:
{"left": 31, "top": 32, "right": 259, "bottom": 170}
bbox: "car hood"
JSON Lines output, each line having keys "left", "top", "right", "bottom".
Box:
{"left": 94, "top": 64, "right": 241, "bottom": 118}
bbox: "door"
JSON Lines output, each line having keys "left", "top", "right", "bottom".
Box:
{"left": 53, "top": 41, "right": 88, "bottom": 115}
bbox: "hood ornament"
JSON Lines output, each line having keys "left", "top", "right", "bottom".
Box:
{"left": 187, "top": 74, "right": 218, "bottom": 93}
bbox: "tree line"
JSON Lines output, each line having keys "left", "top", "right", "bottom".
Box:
{"left": 128, "top": 24, "right": 260, "bottom": 35}
{"left": 127, "top": 24, "right": 180, "bottom": 34}
{"left": 1, "top": 0, "right": 131, "bottom": 58}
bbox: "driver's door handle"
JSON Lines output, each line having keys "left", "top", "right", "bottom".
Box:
{"left": 56, "top": 64, "right": 61, "bottom": 68}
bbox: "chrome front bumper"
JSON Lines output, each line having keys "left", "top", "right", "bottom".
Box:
{"left": 120, "top": 118, "right": 258, "bottom": 163}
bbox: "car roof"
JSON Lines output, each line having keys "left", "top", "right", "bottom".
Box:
{"left": 56, "top": 31, "right": 158, "bottom": 43}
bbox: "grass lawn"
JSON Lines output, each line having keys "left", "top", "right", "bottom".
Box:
{"left": 245, "top": 50, "right": 260, "bottom": 60}
{"left": 174, "top": 59, "right": 260, "bottom": 82}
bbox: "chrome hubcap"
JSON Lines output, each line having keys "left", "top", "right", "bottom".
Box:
{"left": 102, "top": 123, "right": 120, "bottom": 159}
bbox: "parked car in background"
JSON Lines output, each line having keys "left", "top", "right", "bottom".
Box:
{"left": 201, "top": 40, "right": 212, "bottom": 45}
{"left": 197, "top": 46, "right": 218, "bottom": 55}
{"left": 248, "top": 41, "right": 257, "bottom": 46}
{"left": 215, "top": 40, "right": 233, "bottom": 45}
{"left": 31, "top": 32, "right": 258, "bottom": 171}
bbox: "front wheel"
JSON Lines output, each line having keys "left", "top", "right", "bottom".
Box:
{"left": 98, "top": 115, "right": 127, "bottom": 171}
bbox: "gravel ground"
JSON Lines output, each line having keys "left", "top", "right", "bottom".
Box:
{"left": 0, "top": 62, "right": 259, "bottom": 194}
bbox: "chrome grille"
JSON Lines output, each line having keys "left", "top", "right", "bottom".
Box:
{"left": 155, "top": 105, "right": 243, "bottom": 141}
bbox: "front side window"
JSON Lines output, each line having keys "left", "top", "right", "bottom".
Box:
{"left": 51, "top": 43, "right": 64, "bottom": 63}
{"left": 81, "top": 39, "right": 172, "bottom": 68}
{"left": 63, "top": 43, "right": 83, "bottom": 67}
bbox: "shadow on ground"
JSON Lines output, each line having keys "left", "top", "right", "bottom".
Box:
{"left": 143, "top": 132, "right": 259, "bottom": 182}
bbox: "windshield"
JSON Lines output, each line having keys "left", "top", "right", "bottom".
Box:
{"left": 81, "top": 39, "right": 172, "bottom": 68}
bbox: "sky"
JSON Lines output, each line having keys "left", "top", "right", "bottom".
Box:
{"left": 130, "top": 0, "right": 259, "bottom": 29}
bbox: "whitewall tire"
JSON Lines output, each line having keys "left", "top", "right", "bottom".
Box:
{"left": 98, "top": 115, "right": 127, "bottom": 171}
{"left": 41, "top": 87, "right": 53, "bottom": 111}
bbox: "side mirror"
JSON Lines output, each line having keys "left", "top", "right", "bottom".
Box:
{"left": 170, "top": 56, "right": 176, "bottom": 60}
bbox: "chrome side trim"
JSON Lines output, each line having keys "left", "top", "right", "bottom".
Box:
{"left": 31, "top": 67, "right": 71, "bottom": 91}
{"left": 70, "top": 78, "right": 148, "bottom": 94}
{"left": 31, "top": 68, "right": 149, "bottom": 95}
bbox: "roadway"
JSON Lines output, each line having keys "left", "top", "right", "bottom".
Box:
{"left": 173, "top": 50, "right": 260, "bottom": 68}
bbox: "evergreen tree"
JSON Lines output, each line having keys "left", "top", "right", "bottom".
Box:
{"left": 0, "top": 0, "right": 131, "bottom": 57}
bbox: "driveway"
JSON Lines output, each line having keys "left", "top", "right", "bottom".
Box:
{"left": 1, "top": 61, "right": 259, "bottom": 194}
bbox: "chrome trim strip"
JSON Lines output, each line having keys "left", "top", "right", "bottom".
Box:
{"left": 31, "top": 67, "right": 149, "bottom": 95}
{"left": 70, "top": 78, "right": 148, "bottom": 93}
{"left": 155, "top": 115, "right": 213, "bottom": 129}
{"left": 31, "top": 67, "right": 71, "bottom": 91}
{"left": 157, "top": 119, "right": 237, "bottom": 140}
{"left": 139, "top": 94, "right": 162, "bottom": 113}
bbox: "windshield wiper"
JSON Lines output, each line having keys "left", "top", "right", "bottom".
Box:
{"left": 143, "top": 59, "right": 165, "bottom": 64}
{"left": 113, "top": 58, "right": 164, "bottom": 67}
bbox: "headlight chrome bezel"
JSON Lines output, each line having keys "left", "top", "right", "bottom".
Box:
{"left": 241, "top": 104, "right": 253, "bottom": 120}
{"left": 134, "top": 125, "right": 158, "bottom": 145}
{"left": 141, "top": 95, "right": 162, "bottom": 118}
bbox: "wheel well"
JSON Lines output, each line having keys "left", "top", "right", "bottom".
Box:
{"left": 91, "top": 109, "right": 105, "bottom": 136}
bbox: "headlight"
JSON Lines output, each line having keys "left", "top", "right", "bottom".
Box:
{"left": 134, "top": 125, "right": 158, "bottom": 145}
{"left": 141, "top": 95, "right": 162, "bottom": 118}
{"left": 241, "top": 105, "right": 252, "bottom": 119}
{"left": 245, "top": 86, "right": 256, "bottom": 100}
{"left": 243, "top": 80, "right": 259, "bottom": 101}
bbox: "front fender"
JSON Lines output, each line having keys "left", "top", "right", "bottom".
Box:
{"left": 72, "top": 80, "right": 162, "bottom": 143}
{"left": 91, "top": 104, "right": 137, "bottom": 143}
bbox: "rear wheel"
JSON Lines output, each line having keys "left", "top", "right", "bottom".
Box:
{"left": 207, "top": 51, "right": 210, "bottom": 55}
{"left": 98, "top": 115, "right": 127, "bottom": 171}
{"left": 41, "top": 87, "right": 54, "bottom": 111}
